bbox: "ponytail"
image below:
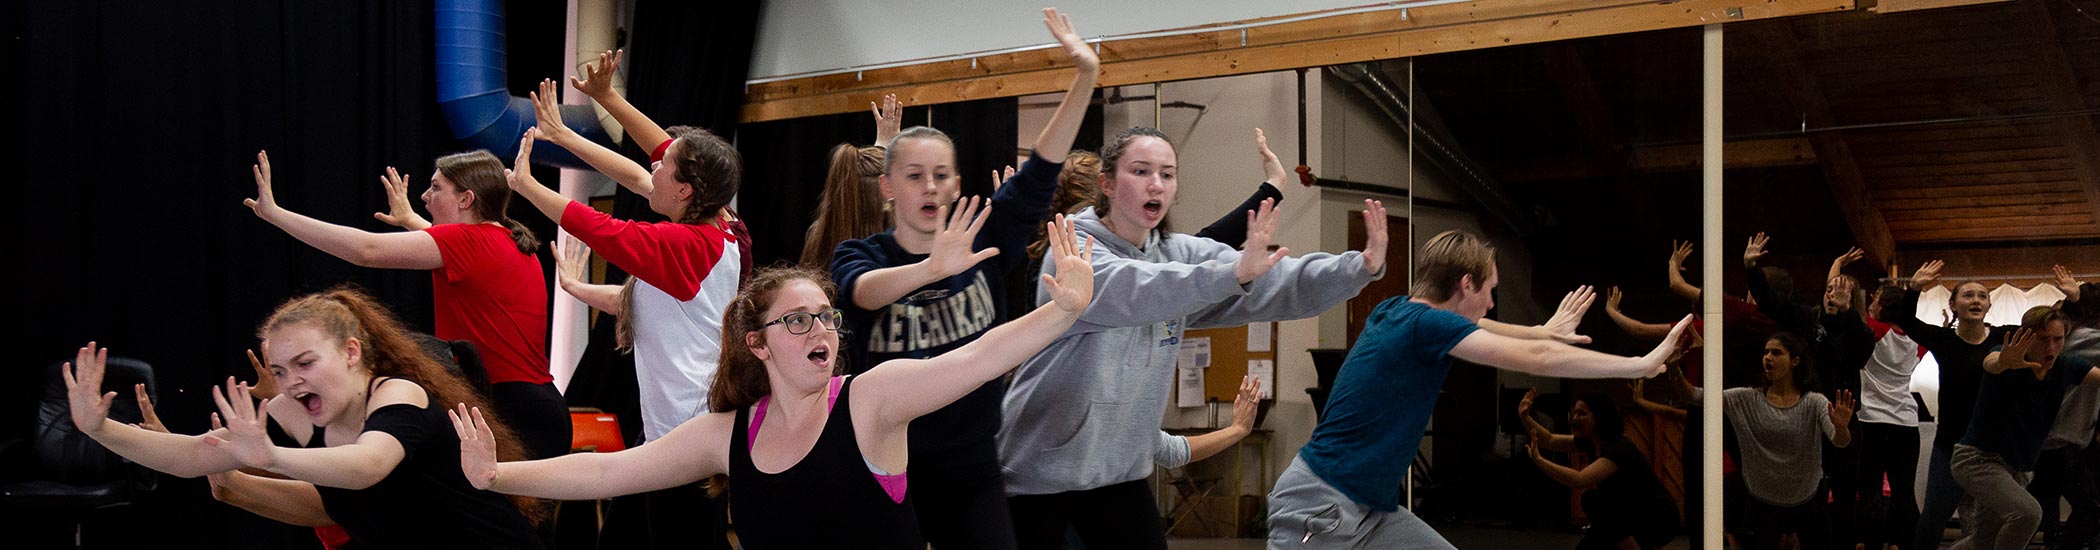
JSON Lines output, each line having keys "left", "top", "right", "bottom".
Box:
{"left": 435, "top": 151, "right": 539, "bottom": 255}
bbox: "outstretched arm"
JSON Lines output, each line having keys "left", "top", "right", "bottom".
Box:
{"left": 1477, "top": 286, "right": 1596, "bottom": 344}
{"left": 1628, "top": 379, "right": 1689, "bottom": 422}
{"left": 1517, "top": 388, "right": 1578, "bottom": 453}
{"left": 1529, "top": 439, "right": 1620, "bottom": 491}
{"left": 454, "top": 403, "right": 728, "bottom": 500}
{"left": 1452, "top": 316, "right": 1691, "bottom": 379}
{"left": 244, "top": 151, "right": 442, "bottom": 270}
{"left": 555, "top": 237, "right": 624, "bottom": 315}
{"left": 1178, "top": 376, "right": 1263, "bottom": 464}
{"left": 571, "top": 49, "right": 673, "bottom": 169}
{"left": 205, "top": 380, "right": 412, "bottom": 491}
{"left": 841, "top": 197, "right": 1001, "bottom": 310}
{"left": 1667, "top": 240, "right": 1700, "bottom": 302}
{"left": 65, "top": 344, "right": 245, "bottom": 478}
{"left": 855, "top": 215, "right": 1094, "bottom": 428}
{"left": 532, "top": 79, "right": 654, "bottom": 195}
{"left": 1030, "top": 7, "right": 1099, "bottom": 162}
{"left": 1604, "top": 287, "right": 1676, "bottom": 342}
{"left": 1192, "top": 129, "right": 1289, "bottom": 247}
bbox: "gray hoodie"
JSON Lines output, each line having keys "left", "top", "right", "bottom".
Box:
{"left": 998, "top": 207, "right": 1376, "bottom": 495}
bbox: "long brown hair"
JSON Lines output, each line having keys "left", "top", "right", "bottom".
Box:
{"left": 708, "top": 266, "right": 839, "bottom": 414}
{"left": 434, "top": 151, "right": 539, "bottom": 255}
{"left": 614, "top": 126, "right": 746, "bottom": 349}
{"left": 257, "top": 287, "right": 547, "bottom": 525}
{"left": 799, "top": 143, "right": 888, "bottom": 269}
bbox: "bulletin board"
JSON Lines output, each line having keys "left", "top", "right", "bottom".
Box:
{"left": 1179, "top": 323, "right": 1278, "bottom": 403}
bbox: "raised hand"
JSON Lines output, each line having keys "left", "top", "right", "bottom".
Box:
{"left": 1230, "top": 375, "right": 1262, "bottom": 429}
{"left": 246, "top": 348, "right": 281, "bottom": 400}
{"left": 1640, "top": 316, "right": 1696, "bottom": 378}
{"left": 925, "top": 196, "right": 1000, "bottom": 278}
{"left": 1999, "top": 328, "right": 2047, "bottom": 371}
{"left": 1743, "top": 232, "right": 1771, "bottom": 268}
{"left": 1040, "top": 214, "right": 1096, "bottom": 313}
{"left": 529, "top": 79, "right": 576, "bottom": 144}
{"left": 373, "top": 166, "right": 425, "bottom": 229}
{"left": 1606, "top": 286, "right": 1625, "bottom": 313}
{"left": 1359, "top": 199, "right": 1388, "bottom": 276}
{"left": 2056, "top": 265, "right": 2082, "bottom": 302}
{"left": 1829, "top": 389, "right": 1857, "bottom": 424}
{"left": 448, "top": 403, "right": 500, "bottom": 490}
{"left": 1256, "top": 128, "right": 1288, "bottom": 187}
{"left": 872, "top": 93, "right": 903, "bottom": 146}
{"left": 991, "top": 165, "right": 1015, "bottom": 193}
{"left": 62, "top": 342, "right": 117, "bottom": 437}
{"left": 1518, "top": 388, "right": 1537, "bottom": 418}
{"left": 1043, "top": 7, "right": 1099, "bottom": 72}
{"left": 569, "top": 49, "right": 621, "bottom": 99}
{"left": 1543, "top": 285, "right": 1596, "bottom": 345}
{"left": 1832, "top": 246, "right": 1864, "bottom": 272}
{"left": 554, "top": 237, "right": 593, "bottom": 289}
{"left": 134, "top": 383, "right": 167, "bottom": 433}
{"left": 1670, "top": 240, "right": 1694, "bottom": 273}
{"left": 243, "top": 151, "right": 280, "bottom": 215}
{"left": 203, "top": 377, "right": 277, "bottom": 469}
{"left": 506, "top": 130, "right": 543, "bottom": 193}
{"left": 1912, "top": 260, "right": 1945, "bottom": 289}
{"left": 1236, "top": 198, "right": 1289, "bottom": 284}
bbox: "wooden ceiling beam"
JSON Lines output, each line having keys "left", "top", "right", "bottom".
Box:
{"left": 741, "top": 0, "right": 1856, "bottom": 123}
{"left": 1744, "top": 23, "right": 1899, "bottom": 265}
{"left": 2021, "top": 0, "right": 2100, "bottom": 236}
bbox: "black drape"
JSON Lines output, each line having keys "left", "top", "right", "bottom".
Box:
{"left": 558, "top": 0, "right": 762, "bottom": 447}
{"left": 14, "top": 1, "right": 560, "bottom": 547}
{"left": 735, "top": 99, "right": 1022, "bottom": 270}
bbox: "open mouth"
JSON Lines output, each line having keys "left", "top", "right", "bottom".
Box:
{"left": 295, "top": 392, "right": 322, "bottom": 416}
{"left": 1142, "top": 199, "right": 1163, "bottom": 217}
{"left": 807, "top": 345, "right": 833, "bottom": 369}
{"left": 918, "top": 202, "right": 941, "bottom": 218}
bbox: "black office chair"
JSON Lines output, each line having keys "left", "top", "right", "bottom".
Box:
{"left": 0, "top": 357, "right": 159, "bottom": 549}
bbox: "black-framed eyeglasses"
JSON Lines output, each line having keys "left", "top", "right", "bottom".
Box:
{"left": 761, "top": 309, "right": 844, "bottom": 335}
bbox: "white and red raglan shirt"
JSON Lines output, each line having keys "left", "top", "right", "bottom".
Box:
{"left": 1859, "top": 316, "right": 1928, "bottom": 427}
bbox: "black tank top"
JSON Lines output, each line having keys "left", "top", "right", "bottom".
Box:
{"left": 266, "top": 377, "right": 543, "bottom": 550}
{"left": 730, "top": 376, "right": 921, "bottom": 549}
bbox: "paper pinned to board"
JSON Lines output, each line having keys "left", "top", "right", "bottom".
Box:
{"left": 1177, "top": 367, "right": 1206, "bottom": 407}
{"left": 1248, "top": 359, "right": 1275, "bottom": 399}
{"left": 1178, "top": 337, "right": 1211, "bottom": 369}
{"left": 1248, "top": 322, "right": 1272, "bottom": 352}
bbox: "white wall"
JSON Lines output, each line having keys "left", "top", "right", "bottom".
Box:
{"left": 751, "top": 0, "right": 1382, "bottom": 80}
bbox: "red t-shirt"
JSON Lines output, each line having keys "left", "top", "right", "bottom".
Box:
{"left": 425, "top": 223, "right": 552, "bottom": 385}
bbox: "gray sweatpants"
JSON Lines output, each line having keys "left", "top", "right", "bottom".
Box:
{"left": 1948, "top": 444, "right": 2040, "bottom": 550}
{"left": 1266, "top": 457, "right": 1452, "bottom": 550}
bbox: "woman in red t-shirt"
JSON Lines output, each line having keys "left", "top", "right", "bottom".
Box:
{"left": 243, "top": 149, "right": 570, "bottom": 464}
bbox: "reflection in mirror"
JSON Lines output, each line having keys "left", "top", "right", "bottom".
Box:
{"left": 1725, "top": 4, "right": 2100, "bottom": 550}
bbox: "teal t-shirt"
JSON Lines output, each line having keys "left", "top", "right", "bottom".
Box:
{"left": 1297, "top": 296, "right": 1480, "bottom": 511}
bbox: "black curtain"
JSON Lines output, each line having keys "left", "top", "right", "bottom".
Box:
{"left": 736, "top": 99, "right": 1022, "bottom": 270}
{"left": 13, "top": 1, "right": 561, "bottom": 547}
{"left": 558, "top": 0, "right": 762, "bottom": 447}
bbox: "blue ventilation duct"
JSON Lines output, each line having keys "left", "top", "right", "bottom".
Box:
{"left": 436, "top": 0, "right": 614, "bottom": 170}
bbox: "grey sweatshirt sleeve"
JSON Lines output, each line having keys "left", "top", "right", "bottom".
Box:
{"left": 1154, "top": 432, "right": 1193, "bottom": 469}
{"left": 1186, "top": 250, "right": 1378, "bottom": 330}
{"left": 1040, "top": 241, "right": 1247, "bottom": 331}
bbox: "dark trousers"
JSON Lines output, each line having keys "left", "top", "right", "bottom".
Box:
{"left": 914, "top": 457, "right": 1017, "bottom": 549}
{"left": 1746, "top": 492, "right": 1832, "bottom": 550}
{"left": 2030, "top": 445, "right": 2100, "bottom": 550}
{"left": 490, "top": 381, "right": 572, "bottom": 461}
{"left": 1009, "top": 479, "right": 1168, "bottom": 550}
{"left": 1856, "top": 421, "right": 1921, "bottom": 549}
{"left": 1826, "top": 423, "right": 1862, "bottom": 550}
{"left": 598, "top": 481, "right": 728, "bottom": 550}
